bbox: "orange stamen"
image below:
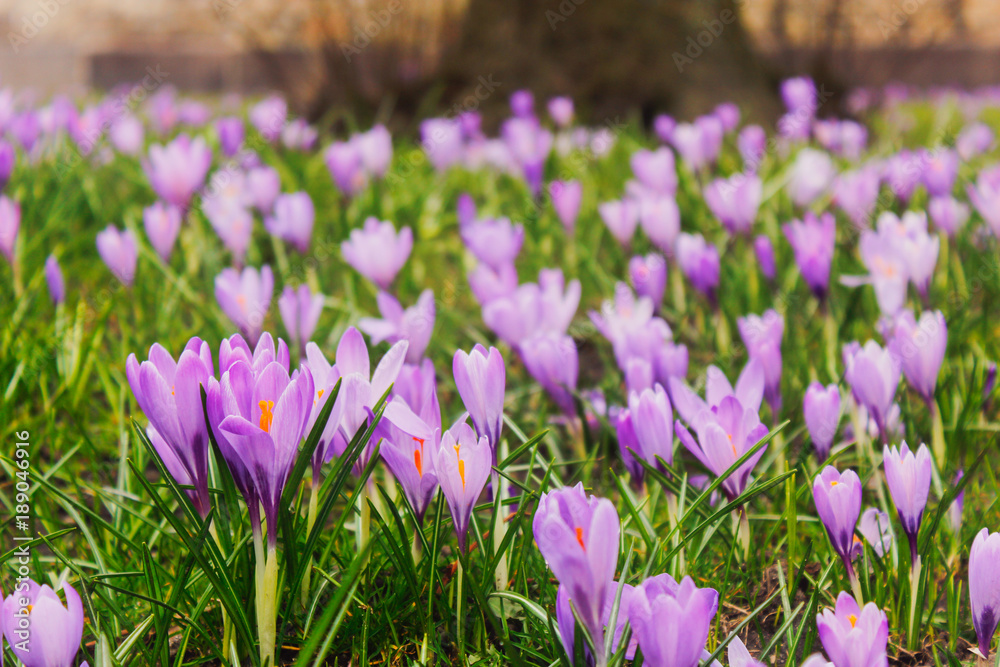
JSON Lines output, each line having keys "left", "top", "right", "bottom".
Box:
{"left": 848, "top": 614, "right": 857, "bottom": 628}
{"left": 830, "top": 480, "right": 839, "bottom": 487}
{"left": 454, "top": 444, "right": 466, "bottom": 489}
{"left": 258, "top": 400, "right": 275, "bottom": 433}
{"left": 413, "top": 437, "right": 425, "bottom": 476}
{"left": 575, "top": 527, "right": 586, "bottom": 550}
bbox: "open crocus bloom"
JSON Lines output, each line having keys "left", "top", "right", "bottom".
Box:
{"left": 433, "top": 423, "right": 491, "bottom": 551}
{"left": 630, "top": 575, "right": 719, "bottom": 667}
{"left": 358, "top": 290, "right": 435, "bottom": 364}
{"left": 816, "top": 592, "right": 889, "bottom": 667}
{"left": 1, "top": 579, "right": 85, "bottom": 667}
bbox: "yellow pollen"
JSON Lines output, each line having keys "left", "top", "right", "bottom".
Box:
{"left": 258, "top": 400, "right": 275, "bottom": 433}
{"left": 575, "top": 527, "right": 586, "bottom": 550}
{"left": 727, "top": 433, "right": 737, "bottom": 456}
{"left": 454, "top": 444, "right": 466, "bottom": 489}
{"left": 26, "top": 604, "right": 33, "bottom": 614}
{"left": 318, "top": 388, "right": 325, "bottom": 398}
{"left": 848, "top": 614, "right": 857, "bottom": 628}
{"left": 171, "top": 385, "right": 175, "bottom": 396}
{"left": 830, "top": 480, "right": 839, "bottom": 486}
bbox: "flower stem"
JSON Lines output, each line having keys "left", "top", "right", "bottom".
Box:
{"left": 907, "top": 555, "right": 922, "bottom": 652}
{"left": 456, "top": 558, "right": 465, "bottom": 661}
{"left": 260, "top": 543, "right": 280, "bottom": 666}
{"left": 735, "top": 506, "right": 750, "bottom": 561}
{"left": 301, "top": 475, "right": 319, "bottom": 609}
{"left": 491, "top": 465, "right": 509, "bottom": 592}
{"left": 358, "top": 481, "right": 371, "bottom": 578}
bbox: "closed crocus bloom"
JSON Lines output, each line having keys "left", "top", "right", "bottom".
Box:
{"left": 0, "top": 194, "right": 20, "bottom": 263}
{"left": 325, "top": 141, "right": 367, "bottom": 196}
{"left": 927, "top": 196, "right": 969, "bottom": 237}
{"left": 143, "top": 134, "right": 212, "bottom": 209}
{"left": 460, "top": 217, "right": 524, "bottom": 270}
{"left": 0, "top": 139, "right": 14, "bottom": 189}
{"left": 215, "top": 265, "right": 274, "bottom": 345}
{"left": 599, "top": 199, "right": 639, "bottom": 247}
{"left": 816, "top": 592, "right": 889, "bottom": 667}
{"left": 956, "top": 122, "right": 994, "bottom": 160}
{"left": 833, "top": 166, "right": 880, "bottom": 228}
{"left": 812, "top": 467, "right": 863, "bottom": 572}
{"left": 45, "top": 254, "right": 65, "bottom": 304}
{"left": 738, "top": 125, "right": 767, "bottom": 171}
{"left": 614, "top": 407, "right": 645, "bottom": 482}
{"left": 246, "top": 166, "right": 281, "bottom": 213}
{"left": 549, "top": 180, "right": 582, "bottom": 234}
{"left": 967, "top": 165, "right": 1000, "bottom": 237}
{"left": 249, "top": 95, "right": 287, "bottom": 141}
{"left": 675, "top": 232, "right": 720, "bottom": 299}
{"left": 891, "top": 310, "right": 946, "bottom": 405}
{"left": 341, "top": 217, "right": 413, "bottom": 290}
{"left": 804, "top": 382, "right": 841, "bottom": 461}
{"left": 638, "top": 194, "right": 682, "bottom": 254}
{"left": 782, "top": 76, "right": 817, "bottom": 114}
{"left": 265, "top": 192, "right": 314, "bottom": 253}
{"left": 737, "top": 309, "right": 784, "bottom": 415}
{"left": 127, "top": 337, "right": 215, "bottom": 516}
{"left": 920, "top": 149, "right": 959, "bottom": 197}
{"left": 96, "top": 225, "right": 139, "bottom": 286}
{"left": 882, "top": 441, "right": 932, "bottom": 563}
{"left": 434, "top": 423, "right": 491, "bottom": 550}
{"left": 858, "top": 507, "right": 893, "bottom": 558}
{"left": 783, "top": 211, "right": 835, "bottom": 300}
{"left": 704, "top": 173, "right": 762, "bottom": 235}
{"left": 453, "top": 345, "right": 505, "bottom": 452}
{"left": 629, "top": 254, "right": 667, "bottom": 308}
{"left": 355, "top": 125, "right": 393, "bottom": 179}
{"left": 787, "top": 149, "right": 835, "bottom": 207}
{"left": 1, "top": 579, "right": 84, "bottom": 667}
{"left": 729, "top": 636, "right": 766, "bottom": 667}
{"left": 420, "top": 118, "right": 464, "bottom": 172}
{"left": 630, "top": 575, "right": 719, "bottom": 667}
{"left": 948, "top": 470, "right": 964, "bottom": 533}
{"left": 653, "top": 114, "right": 676, "bottom": 143}
{"left": 754, "top": 235, "right": 776, "bottom": 280}
{"left": 110, "top": 114, "right": 144, "bottom": 155}
{"left": 278, "top": 284, "right": 324, "bottom": 354}
{"left": 520, "top": 332, "right": 579, "bottom": 416}
{"left": 533, "top": 484, "right": 621, "bottom": 654}
{"left": 675, "top": 395, "right": 769, "bottom": 501}
{"left": 631, "top": 147, "right": 678, "bottom": 196}
{"left": 970, "top": 528, "right": 1000, "bottom": 658}
{"left": 713, "top": 102, "right": 740, "bottom": 132}
{"left": 218, "top": 359, "right": 313, "bottom": 539}
{"left": 358, "top": 289, "right": 435, "bottom": 364}
{"left": 628, "top": 384, "right": 673, "bottom": 472}
{"left": 143, "top": 201, "right": 182, "bottom": 262}
{"left": 216, "top": 116, "right": 244, "bottom": 157}
{"left": 510, "top": 89, "right": 534, "bottom": 117}
{"left": 281, "top": 118, "right": 318, "bottom": 151}
{"left": 467, "top": 261, "right": 518, "bottom": 305}
{"left": 547, "top": 96, "right": 574, "bottom": 127}
{"left": 844, "top": 340, "right": 900, "bottom": 440}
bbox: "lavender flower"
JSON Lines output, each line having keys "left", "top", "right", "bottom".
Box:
{"left": 549, "top": 180, "right": 582, "bottom": 234}
{"left": 783, "top": 211, "right": 835, "bottom": 300}
{"left": 0, "top": 194, "right": 20, "bottom": 264}
{"left": 341, "top": 217, "right": 413, "bottom": 290}
{"left": 629, "top": 254, "right": 667, "bottom": 308}
{"left": 843, "top": 340, "right": 900, "bottom": 441}
{"left": 630, "top": 575, "right": 719, "bottom": 667}
{"left": 858, "top": 507, "right": 893, "bottom": 558}
{"left": 891, "top": 310, "right": 946, "bottom": 406}
{"left": 143, "top": 135, "right": 213, "bottom": 208}
{"left": 1, "top": 579, "right": 85, "bottom": 667}
{"left": 265, "top": 192, "right": 315, "bottom": 253}
{"left": 882, "top": 441, "right": 932, "bottom": 563}
{"left": 970, "top": 528, "right": 1000, "bottom": 658}
{"left": 358, "top": 289, "right": 435, "bottom": 364}
{"left": 461, "top": 217, "right": 525, "bottom": 270}
{"left": 278, "top": 284, "right": 324, "bottom": 354}
{"left": 816, "top": 592, "right": 889, "bottom": 667}
{"left": 754, "top": 235, "right": 776, "bottom": 280}
{"left": 599, "top": 199, "right": 639, "bottom": 246}
{"left": 214, "top": 265, "right": 274, "bottom": 345}
{"left": 704, "top": 173, "right": 762, "bottom": 235}
{"left": 675, "top": 232, "right": 720, "bottom": 300}
{"left": 812, "top": 466, "right": 863, "bottom": 577}
{"left": 45, "top": 254, "right": 65, "bottom": 304}
{"left": 737, "top": 309, "right": 784, "bottom": 416}
{"left": 96, "top": 225, "right": 139, "bottom": 286}
{"left": 803, "top": 382, "right": 841, "bottom": 461}
{"left": 143, "top": 201, "right": 182, "bottom": 262}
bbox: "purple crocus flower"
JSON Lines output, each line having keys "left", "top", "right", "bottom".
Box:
{"left": 738, "top": 125, "right": 767, "bottom": 171}
{"left": 325, "top": 141, "right": 367, "bottom": 197}
{"left": 783, "top": 211, "right": 835, "bottom": 300}
{"left": 265, "top": 192, "right": 315, "bottom": 253}
{"left": 204, "top": 194, "right": 254, "bottom": 265}
{"left": 548, "top": 97, "right": 574, "bottom": 128}
{"left": 614, "top": 407, "right": 645, "bottom": 482}
{"left": 143, "top": 134, "right": 213, "bottom": 209}
{"left": 671, "top": 117, "right": 723, "bottom": 171}
{"left": 217, "top": 358, "right": 313, "bottom": 542}
{"left": 510, "top": 89, "right": 535, "bottom": 118}
{"left": 434, "top": 423, "right": 491, "bottom": 550}
{"left": 631, "top": 147, "right": 678, "bottom": 196}
{"left": 599, "top": 199, "right": 639, "bottom": 247}
{"left": 1, "top": 579, "right": 84, "bottom": 667}
{"left": 675, "top": 233, "right": 720, "bottom": 300}
{"left": 803, "top": 382, "right": 841, "bottom": 461}
{"left": 967, "top": 165, "right": 1000, "bottom": 237}
{"left": 859, "top": 507, "right": 893, "bottom": 558}
{"left": 278, "top": 284, "right": 324, "bottom": 355}
{"left": 630, "top": 575, "right": 719, "bottom": 667}
{"left": 729, "top": 636, "right": 766, "bottom": 667}
{"left": 45, "top": 254, "right": 65, "bottom": 304}
{"left": 127, "top": 337, "right": 215, "bottom": 517}
{"left": 812, "top": 466, "right": 863, "bottom": 578}
{"left": 713, "top": 102, "right": 740, "bottom": 132}
{"left": 249, "top": 95, "right": 287, "bottom": 141}
{"left": 782, "top": 77, "right": 817, "bottom": 115}
{"left": 247, "top": 166, "right": 281, "bottom": 214}
{"left": 816, "top": 593, "right": 888, "bottom": 667}
{"left": 927, "top": 196, "right": 969, "bottom": 237}
{"left": 468, "top": 261, "right": 519, "bottom": 305}
{"left": 0, "top": 139, "right": 15, "bottom": 190}
{"left": 882, "top": 441, "right": 932, "bottom": 563}
{"left": 533, "top": 484, "right": 621, "bottom": 655}
{"left": 891, "top": 310, "right": 946, "bottom": 406}
{"left": 653, "top": 114, "right": 676, "bottom": 143}
{"left": 948, "top": 470, "right": 964, "bottom": 533}
{"left": 358, "top": 289, "right": 435, "bottom": 364}
{"left": 143, "top": 201, "right": 182, "bottom": 262}
{"left": 216, "top": 116, "right": 245, "bottom": 157}
{"left": 461, "top": 217, "right": 524, "bottom": 270}
{"left": 341, "top": 217, "right": 413, "bottom": 290}
{"left": 376, "top": 397, "right": 440, "bottom": 524}
{"left": 421, "top": 118, "right": 464, "bottom": 172}
{"left": 0, "top": 195, "right": 20, "bottom": 264}
{"left": 628, "top": 384, "right": 673, "bottom": 472}
{"left": 355, "top": 125, "right": 393, "bottom": 179}
{"left": 501, "top": 117, "right": 552, "bottom": 195}
{"left": 629, "top": 254, "right": 667, "bottom": 308}
{"left": 787, "top": 149, "right": 835, "bottom": 207}
{"left": 843, "top": 340, "right": 900, "bottom": 441}
{"left": 970, "top": 528, "right": 1000, "bottom": 658}
{"left": 704, "top": 173, "right": 762, "bottom": 235}
{"left": 282, "top": 118, "right": 318, "bottom": 151}
{"left": 884, "top": 150, "right": 922, "bottom": 204}
{"left": 557, "top": 579, "right": 640, "bottom": 664}
{"left": 754, "top": 235, "right": 776, "bottom": 280}
{"left": 96, "top": 225, "right": 139, "bottom": 286}
{"left": 549, "top": 180, "right": 582, "bottom": 234}
{"left": 214, "top": 265, "right": 274, "bottom": 345}
{"left": 920, "top": 149, "right": 959, "bottom": 197}
{"left": 956, "top": 122, "right": 994, "bottom": 160}
{"left": 638, "top": 194, "right": 682, "bottom": 254}
{"left": 456, "top": 193, "right": 477, "bottom": 228}
{"left": 833, "top": 166, "right": 880, "bottom": 228}
{"left": 453, "top": 344, "right": 505, "bottom": 453}
{"left": 737, "top": 309, "right": 784, "bottom": 416}
{"left": 520, "top": 333, "right": 579, "bottom": 415}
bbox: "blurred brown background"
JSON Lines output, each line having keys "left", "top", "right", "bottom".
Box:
{"left": 1, "top": 0, "right": 999, "bottom": 122}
